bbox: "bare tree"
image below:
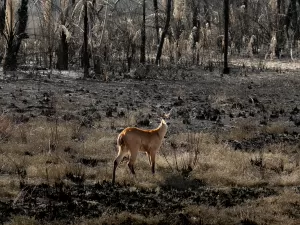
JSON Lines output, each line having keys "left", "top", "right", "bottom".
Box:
{"left": 83, "top": 0, "right": 89, "bottom": 77}
{"left": 191, "top": 0, "right": 200, "bottom": 47}
{"left": 55, "top": 0, "right": 75, "bottom": 70}
{"left": 275, "top": 0, "right": 286, "bottom": 58}
{"left": 223, "top": 0, "right": 230, "bottom": 74}
{"left": 1, "top": 0, "right": 28, "bottom": 71}
{"left": 153, "top": 0, "right": 159, "bottom": 46}
{"left": 0, "top": 0, "right": 6, "bottom": 62}
{"left": 56, "top": 29, "right": 69, "bottom": 70}
{"left": 0, "top": 0, "right": 5, "bottom": 36}
{"left": 70, "top": 0, "right": 105, "bottom": 76}
{"left": 42, "top": 0, "right": 54, "bottom": 69}
{"left": 286, "top": 0, "right": 299, "bottom": 60}
{"left": 140, "top": 0, "right": 146, "bottom": 64}
{"left": 155, "top": 0, "right": 171, "bottom": 65}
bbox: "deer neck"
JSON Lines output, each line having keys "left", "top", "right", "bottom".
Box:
{"left": 157, "top": 123, "right": 167, "bottom": 139}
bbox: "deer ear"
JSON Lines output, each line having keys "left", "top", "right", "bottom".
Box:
{"left": 164, "top": 108, "right": 175, "bottom": 119}
{"left": 157, "top": 108, "right": 175, "bottom": 119}
{"left": 157, "top": 108, "right": 166, "bottom": 118}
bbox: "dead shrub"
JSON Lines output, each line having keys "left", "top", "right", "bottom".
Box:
{"left": 65, "top": 164, "right": 86, "bottom": 184}
{"left": 16, "top": 123, "right": 28, "bottom": 144}
{"left": 262, "top": 122, "right": 288, "bottom": 135}
{"left": 162, "top": 133, "right": 203, "bottom": 178}
{"left": 228, "top": 119, "right": 258, "bottom": 141}
{"left": 0, "top": 115, "right": 13, "bottom": 142}
{"left": 48, "top": 118, "right": 59, "bottom": 153}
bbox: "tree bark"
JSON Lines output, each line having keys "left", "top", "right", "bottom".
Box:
{"left": 56, "top": 31, "right": 68, "bottom": 70}
{"left": 3, "top": 0, "right": 28, "bottom": 71}
{"left": 0, "top": 0, "right": 6, "bottom": 35}
{"left": 223, "top": 0, "right": 230, "bottom": 74}
{"left": 83, "top": 0, "right": 89, "bottom": 77}
{"left": 275, "top": 0, "right": 286, "bottom": 57}
{"left": 192, "top": 0, "right": 200, "bottom": 47}
{"left": 203, "top": 0, "right": 210, "bottom": 27}
{"left": 153, "top": 0, "right": 159, "bottom": 46}
{"left": 243, "top": 0, "right": 249, "bottom": 33}
{"left": 155, "top": 0, "right": 171, "bottom": 65}
{"left": 140, "top": 0, "right": 146, "bottom": 64}
{"left": 286, "top": 0, "right": 297, "bottom": 30}
{"left": 285, "top": 0, "right": 297, "bottom": 50}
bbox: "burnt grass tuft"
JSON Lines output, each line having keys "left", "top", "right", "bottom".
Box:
{"left": 227, "top": 132, "right": 300, "bottom": 151}
{"left": 0, "top": 181, "right": 276, "bottom": 223}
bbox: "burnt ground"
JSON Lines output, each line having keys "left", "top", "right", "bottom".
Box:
{"left": 2, "top": 65, "right": 300, "bottom": 148}
{"left": 0, "top": 65, "right": 300, "bottom": 224}
{"left": 2, "top": 66, "right": 300, "bottom": 134}
{"left": 0, "top": 181, "right": 276, "bottom": 224}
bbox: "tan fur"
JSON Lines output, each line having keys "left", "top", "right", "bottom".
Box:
{"left": 112, "top": 119, "right": 168, "bottom": 185}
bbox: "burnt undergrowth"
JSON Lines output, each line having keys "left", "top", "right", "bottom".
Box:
{"left": 0, "top": 180, "right": 277, "bottom": 223}
{"left": 227, "top": 132, "right": 300, "bottom": 151}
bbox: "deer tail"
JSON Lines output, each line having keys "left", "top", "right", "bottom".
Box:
{"left": 117, "top": 133, "right": 125, "bottom": 147}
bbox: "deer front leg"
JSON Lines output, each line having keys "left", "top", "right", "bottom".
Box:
{"left": 128, "top": 150, "right": 138, "bottom": 175}
{"left": 150, "top": 150, "right": 157, "bottom": 174}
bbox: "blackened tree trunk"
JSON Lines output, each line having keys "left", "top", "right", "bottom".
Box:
{"left": 49, "top": 46, "right": 53, "bottom": 69}
{"left": 0, "top": 0, "right": 6, "bottom": 63}
{"left": 83, "top": 0, "right": 89, "bottom": 78}
{"left": 153, "top": 0, "right": 159, "bottom": 46}
{"left": 127, "top": 43, "right": 136, "bottom": 72}
{"left": 56, "top": 31, "right": 68, "bottom": 70}
{"left": 243, "top": 0, "right": 249, "bottom": 33}
{"left": 223, "top": 0, "right": 230, "bottom": 74}
{"left": 192, "top": 2, "right": 200, "bottom": 29}
{"left": 191, "top": 1, "right": 200, "bottom": 47}
{"left": 155, "top": 0, "right": 171, "bottom": 65}
{"left": 0, "top": 0, "right": 5, "bottom": 35}
{"left": 140, "top": 0, "right": 146, "bottom": 64}
{"left": 276, "top": 0, "right": 286, "bottom": 57}
{"left": 286, "top": 0, "right": 298, "bottom": 44}
{"left": 191, "top": 0, "right": 200, "bottom": 64}
{"left": 4, "top": 35, "right": 15, "bottom": 70}
{"left": 203, "top": 0, "right": 210, "bottom": 26}
{"left": 3, "top": 0, "right": 28, "bottom": 71}
{"left": 286, "top": 0, "right": 297, "bottom": 31}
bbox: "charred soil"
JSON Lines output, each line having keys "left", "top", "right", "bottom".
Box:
{"left": 0, "top": 66, "right": 300, "bottom": 224}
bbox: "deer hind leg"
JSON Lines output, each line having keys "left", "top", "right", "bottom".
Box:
{"left": 150, "top": 150, "right": 157, "bottom": 174}
{"left": 128, "top": 149, "right": 138, "bottom": 175}
{"left": 112, "top": 146, "right": 127, "bottom": 185}
{"left": 146, "top": 152, "right": 152, "bottom": 166}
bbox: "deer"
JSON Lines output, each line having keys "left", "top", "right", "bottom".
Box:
{"left": 112, "top": 109, "right": 173, "bottom": 185}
